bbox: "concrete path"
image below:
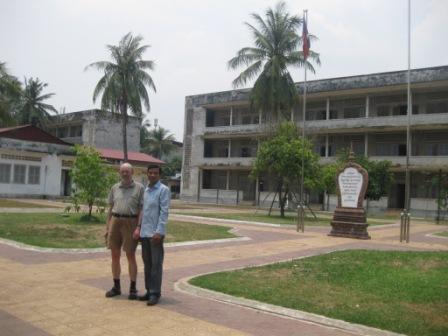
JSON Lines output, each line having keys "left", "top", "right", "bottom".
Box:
{"left": 0, "top": 215, "right": 447, "bottom": 336}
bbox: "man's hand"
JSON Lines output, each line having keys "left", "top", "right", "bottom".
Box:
{"left": 151, "top": 233, "right": 163, "bottom": 244}
{"left": 133, "top": 227, "right": 140, "bottom": 240}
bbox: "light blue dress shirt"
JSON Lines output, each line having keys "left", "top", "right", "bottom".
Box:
{"left": 140, "top": 181, "right": 170, "bottom": 237}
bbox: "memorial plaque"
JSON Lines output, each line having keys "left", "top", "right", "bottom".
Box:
{"left": 329, "top": 158, "right": 370, "bottom": 240}
{"left": 339, "top": 167, "right": 363, "bottom": 208}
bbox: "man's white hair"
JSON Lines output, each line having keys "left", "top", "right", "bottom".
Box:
{"left": 120, "top": 162, "right": 133, "bottom": 172}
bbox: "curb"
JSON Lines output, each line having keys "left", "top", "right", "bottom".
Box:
{"left": 0, "top": 235, "right": 251, "bottom": 254}
{"left": 172, "top": 214, "right": 285, "bottom": 227}
{"left": 176, "top": 276, "right": 405, "bottom": 336}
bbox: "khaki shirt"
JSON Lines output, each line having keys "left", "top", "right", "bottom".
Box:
{"left": 108, "top": 181, "right": 144, "bottom": 216}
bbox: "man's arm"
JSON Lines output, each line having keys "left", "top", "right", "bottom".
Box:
{"left": 133, "top": 186, "right": 145, "bottom": 240}
{"left": 133, "top": 209, "right": 142, "bottom": 240}
{"left": 105, "top": 188, "right": 114, "bottom": 241}
{"left": 153, "top": 187, "right": 170, "bottom": 243}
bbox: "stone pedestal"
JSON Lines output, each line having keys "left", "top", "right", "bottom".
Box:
{"left": 329, "top": 207, "right": 370, "bottom": 239}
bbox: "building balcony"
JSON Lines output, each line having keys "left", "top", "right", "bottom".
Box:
{"left": 318, "top": 155, "right": 448, "bottom": 170}
{"left": 306, "top": 112, "right": 448, "bottom": 134}
{"left": 199, "top": 157, "right": 254, "bottom": 168}
{"left": 204, "top": 124, "right": 262, "bottom": 138}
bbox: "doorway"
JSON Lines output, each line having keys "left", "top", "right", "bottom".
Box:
{"left": 60, "top": 170, "right": 72, "bottom": 196}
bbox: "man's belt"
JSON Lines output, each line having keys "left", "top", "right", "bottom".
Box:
{"left": 112, "top": 213, "right": 138, "bottom": 218}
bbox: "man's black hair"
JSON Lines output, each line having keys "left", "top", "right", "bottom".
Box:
{"left": 147, "top": 164, "right": 162, "bottom": 174}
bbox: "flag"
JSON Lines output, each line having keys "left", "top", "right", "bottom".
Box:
{"left": 302, "top": 15, "right": 310, "bottom": 60}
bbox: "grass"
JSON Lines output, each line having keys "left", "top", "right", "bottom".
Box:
{"left": 0, "top": 213, "right": 236, "bottom": 248}
{"left": 0, "top": 199, "right": 59, "bottom": 208}
{"left": 434, "top": 231, "right": 448, "bottom": 237}
{"left": 190, "top": 250, "right": 448, "bottom": 336}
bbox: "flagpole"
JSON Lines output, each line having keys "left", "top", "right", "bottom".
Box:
{"left": 298, "top": 9, "right": 308, "bottom": 233}
{"left": 401, "top": 0, "right": 411, "bottom": 243}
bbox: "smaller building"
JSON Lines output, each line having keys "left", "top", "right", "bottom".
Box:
{"left": 48, "top": 109, "right": 142, "bottom": 152}
{"left": 0, "top": 125, "right": 74, "bottom": 197}
{"left": 0, "top": 125, "right": 164, "bottom": 198}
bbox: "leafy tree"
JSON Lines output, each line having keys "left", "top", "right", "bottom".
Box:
{"left": 432, "top": 171, "right": 448, "bottom": 222}
{"left": 251, "top": 122, "right": 321, "bottom": 217}
{"left": 228, "top": 1, "right": 320, "bottom": 122}
{"left": 16, "top": 77, "right": 58, "bottom": 128}
{"left": 142, "top": 126, "right": 176, "bottom": 160}
{"left": 320, "top": 163, "right": 339, "bottom": 210}
{"left": 163, "top": 155, "right": 182, "bottom": 178}
{"left": 86, "top": 32, "right": 156, "bottom": 162}
{"left": 71, "top": 145, "right": 116, "bottom": 217}
{"left": 0, "top": 62, "right": 22, "bottom": 127}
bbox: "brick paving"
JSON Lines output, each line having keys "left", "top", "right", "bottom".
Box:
{"left": 0, "top": 213, "right": 446, "bottom": 335}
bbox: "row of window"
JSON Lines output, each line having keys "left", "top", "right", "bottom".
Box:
{"left": 0, "top": 164, "right": 40, "bottom": 185}
{"left": 205, "top": 92, "right": 448, "bottom": 126}
{"left": 48, "top": 125, "right": 83, "bottom": 138}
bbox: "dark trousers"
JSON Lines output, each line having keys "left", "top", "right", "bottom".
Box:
{"left": 140, "top": 237, "right": 164, "bottom": 296}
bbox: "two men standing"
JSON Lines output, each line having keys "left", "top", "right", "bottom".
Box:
{"left": 105, "top": 163, "right": 170, "bottom": 306}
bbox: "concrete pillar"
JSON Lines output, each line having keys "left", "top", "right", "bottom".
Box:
{"left": 365, "top": 133, "right": 369, "bottom": 157}
{"left": 226, "top": 170, "right": 230, "bottom": 190}
{"left": 325, "top": 134, "right": 329, "bottom": 157}
{"left": 228, "top": 139, "right": 231, "bottom": 158}
{"left": 290, "top": 108, "right": 294, "bottom": 122}
{"left": 259, "top": 110, "right": 262, "bottom": 124}
{"left": 196, "top": 168, "right": 201, "bottom": 202}
{"left": 365, "top": 95, "right": 370, "bottom": 118}
{"left": 326, "top": 98, "right": 330, "bottom": 120}
{"left": 230, "top": 106, "right": 233, "bottom": 126}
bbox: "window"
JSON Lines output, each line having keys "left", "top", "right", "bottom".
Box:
{"left": 28, "top": 166, "right": 41, "bottom": 184}
{"left": 376, "top": 105, "right": 390, "bottom": 117}
{"left": 57, "top": 127, "right": 68, "bottom": 138}
{"left": 69, "top": 125, "right": 82, "bottom": 137}
{"left": 13, "top": 165, "right": 26, "bottom": 184}
{"left": 427, "top": 101, "right": 448, "bottom": 114}
{"left": 329, "top": 109, "right": 338, "bottom": 119}
{"left": 0, "top": 164, "right": 11, "bottom": 183}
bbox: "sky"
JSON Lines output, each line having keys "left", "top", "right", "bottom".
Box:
{"left": 1, "top": 0, "right": 447, "bottom": 141}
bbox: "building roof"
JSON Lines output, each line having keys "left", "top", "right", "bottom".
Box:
{"left": 188, "top": 65, "right": 448, "bottom": 106}
{"left": 50, "top": 109, "right": 142, "bottom": 123}
{"left": 97, "top": 148, "right": 164, "bottom": 165}
{"left": 0, "top": 125, "right": 72, "bottom": 145}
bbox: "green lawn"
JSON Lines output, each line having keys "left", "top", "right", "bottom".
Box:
{"left": 0, "top": 213, "right": 235, "bottom": 248}
{"left": 435, "top": 231, "right": 448, "bottom": 237}
{"left": 0, "top": 199, "right": 59, "bottom": 208}
{"left": 191, "top": 250, "right": 448, "bottom": 336}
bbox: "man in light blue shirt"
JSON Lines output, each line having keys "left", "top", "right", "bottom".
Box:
{"left": 133, "top": 164, "right": 170, "bottom": 306}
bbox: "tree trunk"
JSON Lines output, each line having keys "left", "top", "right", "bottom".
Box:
{"left": 120, "top": 101, "right": 128, "bottom": 162}
{"left": 278, "top": 180, "right": 285, "bottom": 218}
{"left": 88, "top": 202, "right": 93, "bottom": 217}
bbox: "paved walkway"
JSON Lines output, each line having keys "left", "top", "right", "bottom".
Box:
{"left": 0, "top": 215, "right": 447, "bottom": 336}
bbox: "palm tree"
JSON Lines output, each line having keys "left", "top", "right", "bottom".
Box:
{"left": 17, "top": 77, "right": 57, "bottom": 128}
{"left": 142, "top": 126, "right": 176, "bottom": 160}
{"left": 0, "top": 62, "right": 22, "bottom": 127}
{"left": 228, "top": 1, "right": 320, "bottom": 122}
{"left": 86, "top": 32, "right": 156, "bottom": 162}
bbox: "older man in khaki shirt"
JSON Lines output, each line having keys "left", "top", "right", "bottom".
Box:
{"left": 105, "top": 163, "right": 144, "bottom": 300}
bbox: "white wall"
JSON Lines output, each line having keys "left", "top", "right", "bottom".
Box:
{"left": 0, "top": 154, "right": 63, "bottom": 197}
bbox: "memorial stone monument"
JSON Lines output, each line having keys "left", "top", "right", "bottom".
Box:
{"left": 329, "top": 154, "right": 370, "bottom": 239}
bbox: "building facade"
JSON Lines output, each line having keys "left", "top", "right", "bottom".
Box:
{"left": 181, "top": 66, "right": 448, "bottom": 217}
{"left": 48, "top": 109, "right": 141, "bottom": 152}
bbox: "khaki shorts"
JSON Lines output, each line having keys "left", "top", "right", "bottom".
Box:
{"left": 107, "top": 217, "right": 138, "bottom": 253}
